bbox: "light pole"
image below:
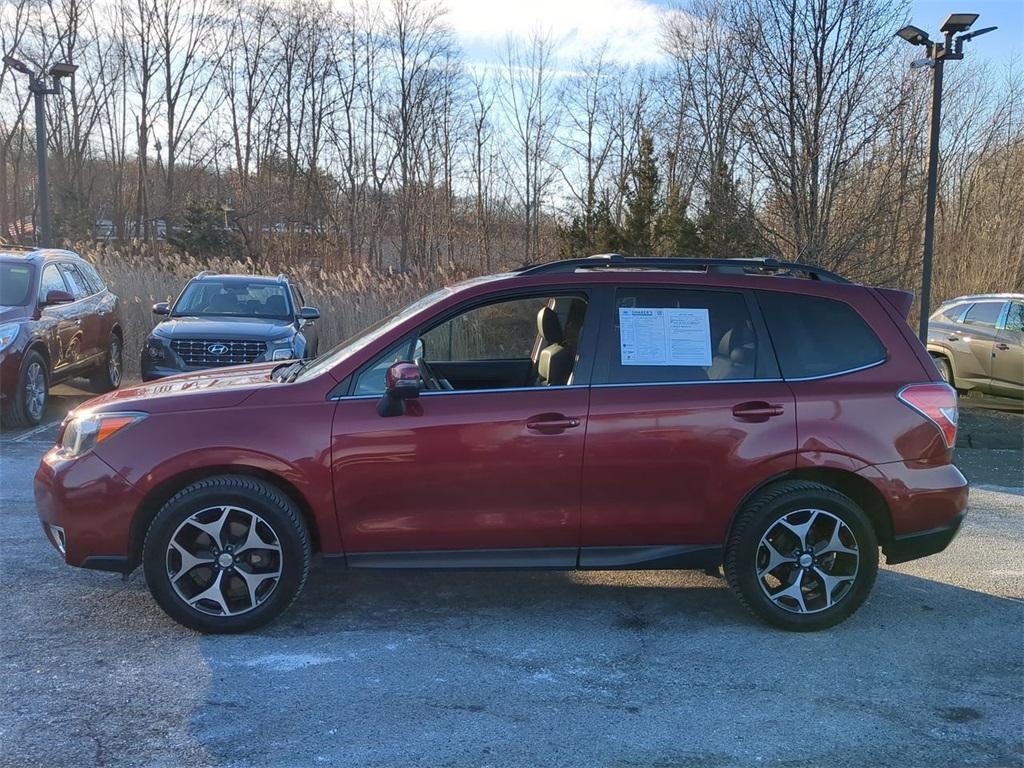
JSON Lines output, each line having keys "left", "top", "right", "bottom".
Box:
{"left": 895, "top": 14, "right": 996, "bottom": 343}
{"left": 2, "top": 56, "right": 78, "bottom": 248}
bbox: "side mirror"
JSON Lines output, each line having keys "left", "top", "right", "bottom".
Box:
{"left": 43, "top": 289, "right": 75, "bottom": 306}
{"left": 152, "top": 302, "right": 170, "bottom": 316}
{"left": 377, "top": 361, "right": 421, "bottom": 417}
{"left": 299, "top": 306, "right": 320, "bottom": 322}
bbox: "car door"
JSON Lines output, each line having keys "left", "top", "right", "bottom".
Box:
{"left": 579, "top": 285, "right": 796, "bottom": 566}
{"left": 330, "top": 290, "right": 597, "bottom": 565}
{"left": 37, "top": 263, "right": 81, "bottom": 377}
{"left": 955, "top": 300, "right": 1006, "bottom": 393}
{"left": 991, "top": 300, "right": 1023, "bottom": 399}
{"left": 58, "top": 262, "right": 101, "bottom": 365}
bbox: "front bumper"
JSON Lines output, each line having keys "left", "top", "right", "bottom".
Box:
{"left": 34, "top": 448, "right": 144, "bottom": 573}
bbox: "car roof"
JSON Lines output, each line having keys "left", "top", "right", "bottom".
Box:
{"left": 939, "top": 293, "right": 1024, "bottom": 304}
{"left": 0, "top": 246, "right": 83, "bottom": 264}
{"left": 190, "top": 271, "right": 290, "bottom": 284}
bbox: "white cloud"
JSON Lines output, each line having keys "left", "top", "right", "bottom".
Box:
{"left": 444, "top": 0, "right": 671, "bottom": 64}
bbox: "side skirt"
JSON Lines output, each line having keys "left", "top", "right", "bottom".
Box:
{"left": 340, "top": 545, "right": 722, "bottom": 571}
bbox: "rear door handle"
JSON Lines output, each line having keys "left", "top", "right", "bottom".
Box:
{"left": 732, "top": 402, "right": 785, "bottom": 422}
{"left": 526, "top": 414, "right": 581, "bottom": 432}
{"left": 995, "top": 343, "right": 1010, "bottom": 350}
{"left": 948, "top": 335, "right": 960, "bottom": 342}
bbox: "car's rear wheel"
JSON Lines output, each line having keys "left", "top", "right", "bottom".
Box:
{"left": 724, "top": 481, "right": 878, "bottom": 631}
{"left": 143, "top": 475, "right": 311, "bottom": 633}
{"left": 89, "top": 332, "right": 122, "bottom": 392}
{"left": 932, "top": 355, "right": 956, "bottom": 389}
{"left": 2, "top": 349, "right": 48, "bottom": 428}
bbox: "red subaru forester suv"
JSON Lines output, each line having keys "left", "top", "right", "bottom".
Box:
{"left": 35, "top": 256, "right": 967, "bottom": 633}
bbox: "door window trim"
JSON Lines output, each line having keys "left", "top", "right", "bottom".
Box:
{"left": 330, "top": 286, "right": 601, "bottom": 400}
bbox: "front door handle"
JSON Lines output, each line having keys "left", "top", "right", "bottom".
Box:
{"left": 526, "top": 413, "right": 581, "bottom": 433}
{"left": 995, "top": 342, "right": 1011, "bottom": 351}
{"left": 948, "top": 335, "right": 960, "bottom": 342}
{"left": 732, "top": 401, "right": 785, "bottom": 422}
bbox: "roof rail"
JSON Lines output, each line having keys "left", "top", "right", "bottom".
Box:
{"left": 516, "top": 253, "right": 848, "bottom": 283}
{"left": 0, "top": 244, "right": 39, "bottom": 253}
{"left": 276, "top": 273, "right": 287, "bottom": 283}
{"left": 195, "top": 270, "right": 216, "bottom": 278}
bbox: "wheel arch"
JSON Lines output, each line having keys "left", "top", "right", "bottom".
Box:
{"left": 127, "top": 465, "right": 322, "bottom": 570}
{"left": 726, "top": 467, "right": 894, "bottom": 550}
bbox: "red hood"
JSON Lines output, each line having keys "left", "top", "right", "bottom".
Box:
{"left": 80, "top": 362, "right": 280, "bottom": 415}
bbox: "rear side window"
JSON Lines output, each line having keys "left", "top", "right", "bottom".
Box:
{"left": 757, "top": 292, "right": 885, "bottom": 379}
{"left": 78, "top": 261, "right": 107, "bottom": 293}
{"left": 1006, "top": 302, "right": 1024, "bottom": 332}
{"left": 963, "top": 301, "right": 1004, "bottom": 328}
{"left": 598, "top": 288, "right": 764, "bottom": 384}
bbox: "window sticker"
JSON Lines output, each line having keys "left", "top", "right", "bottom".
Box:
{"left": 619, "top": 307, "right": 712, "bottom": 367}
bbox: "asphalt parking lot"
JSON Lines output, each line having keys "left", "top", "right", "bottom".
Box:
{"left": 1, "top": 387, "right": 1022, "bottom": 768}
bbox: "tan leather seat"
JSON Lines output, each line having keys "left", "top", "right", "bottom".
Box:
{"left": 535, "top": 307, "right": 573, "bottom": 386}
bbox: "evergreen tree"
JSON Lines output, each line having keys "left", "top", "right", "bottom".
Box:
{"left": 698, "top": 163, "right": 763, "bottom": 258}
{"left": 656, "top": 183, "right": 703, "bottom": 257}
{"left": 620, "top": 133, "right": 660, "bottom": 256}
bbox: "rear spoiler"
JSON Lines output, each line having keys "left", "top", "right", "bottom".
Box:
{"left": 874, "top": 287, "right": 914, "bottom": 320}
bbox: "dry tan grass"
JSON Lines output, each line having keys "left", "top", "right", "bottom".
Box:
{"left": 78, "top": 244, "right": 476, "bottom": 378}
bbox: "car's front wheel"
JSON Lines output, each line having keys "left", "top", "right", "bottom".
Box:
{"left": 2, "top": 349, "right": 48, "bottom": 428}
{"left": 724, "top": 481, "right": 878, "bottom": 631}
{"left": 143, "top": 475, "right": 311, "bottom": 633}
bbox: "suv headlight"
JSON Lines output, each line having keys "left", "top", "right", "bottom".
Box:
{"left": 59, "top": 411, "right": 147, "bottom": 458}
{"left": 0, "top": 323, "right": 20, "bottom": 354}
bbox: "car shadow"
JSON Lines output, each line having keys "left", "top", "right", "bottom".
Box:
{"left": 175, "top": 563, "right": 1024, "bottom": 768}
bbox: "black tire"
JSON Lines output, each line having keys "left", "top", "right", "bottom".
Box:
{"left": 89, "top": 331, "right": 123, "bottom": 392}
{"left": 143, "top": 475, "right": 311, "bottom": 633}
{"left": 724, "top": 481, "right": 879, "bottom": 632}
{"left": 1, "top": 349, "right": 48, "bottom": 428}
{"left": 933, "top": 355, "right": 956, "bottom": 390}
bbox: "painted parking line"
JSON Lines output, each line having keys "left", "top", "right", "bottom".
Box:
{"left": 10, "top": 420, "right": 61, "bottom": 443}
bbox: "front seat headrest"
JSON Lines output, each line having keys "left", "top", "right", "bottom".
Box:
{"left": 537, "top": 307, "right": 564, "bottom": 344}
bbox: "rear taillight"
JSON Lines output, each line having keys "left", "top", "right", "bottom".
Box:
{"left": 898, "top": 383, "right": 958, "bottom": 448}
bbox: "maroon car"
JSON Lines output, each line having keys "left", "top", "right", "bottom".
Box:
{"left": 1, "top": 247, "right": 123, "bottom": 427}
{"left": 34, "top": 256, "right": 966, "bottom": 633}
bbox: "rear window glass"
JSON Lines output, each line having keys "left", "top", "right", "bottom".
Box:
{"left": 963, "top": 301, "right": 1003, "bottom": 328}
{"left": 757, "top": 292, "right": 885, "bottom": 379}
{"left": 599, "top": 288, "right": 763, "bottom": 384}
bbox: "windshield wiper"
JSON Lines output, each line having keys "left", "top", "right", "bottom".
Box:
{"left": 271, "top": 360, "right": 302, "bottom": 382}
{"left": 284, "top": 359, "right": 311, "bottom": 383}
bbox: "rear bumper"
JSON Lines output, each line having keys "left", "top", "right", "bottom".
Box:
{"left": 884, "top": 510, "right": 965, "bottom": 565}
{"left": 857, "top": 460, "right": 969, "bottom": 565}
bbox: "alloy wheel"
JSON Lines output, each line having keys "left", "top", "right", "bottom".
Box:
{"left": 109, "top": 338, "right": 122, "bottom": 386}
{"left": 24, "top": 361, "right": 46, "bottom": 421}
{"left": 166, "top": 505, "right": 283, "bottom": 616}
{"left": 756, "top": 508, "right": 860, "bottom": 614}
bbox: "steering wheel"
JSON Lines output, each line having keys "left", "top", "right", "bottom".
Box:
{"left": 415, "top": 357, "right": 442, "bottom": 391}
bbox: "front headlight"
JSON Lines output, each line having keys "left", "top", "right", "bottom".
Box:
{"left": 0, "top": 323, "right": 20, "bottom": 354}
{"left": 59, "top": 411, "right": 147, "bottom": 458}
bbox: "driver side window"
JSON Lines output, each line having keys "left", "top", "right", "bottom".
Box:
{"left": 351, "top": 294, "right": 588, "bottom": 395}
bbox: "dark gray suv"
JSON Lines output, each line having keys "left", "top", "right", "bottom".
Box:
{"left": 142, "top": 272, "right": 320, "bottom": 380}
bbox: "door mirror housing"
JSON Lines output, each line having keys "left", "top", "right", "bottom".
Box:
{"left": 152, "top": 302, "right": 170, "bottom": 316}
{"left": 43, "top": 289, "right": 75, "bottom": 306}
{"left": 378, "top": 361, "right": 421, "bottom": 416}
{"left": 299, "top": 306, "right": 320, "bottom": 322}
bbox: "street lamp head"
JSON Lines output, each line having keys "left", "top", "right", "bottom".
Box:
{"left": 940, "top": 13, "right": 979, "bottom": 34}
{"left": 896, "top": 25, "right": 932, "bottom": 46}
{"left": 3, "top": 54, "right": 34, "bottom": 76}
{"left": 48, "top": 62, "right": 77, "bottom": 79}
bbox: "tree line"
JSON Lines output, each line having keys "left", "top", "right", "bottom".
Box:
{"left": 1, "top": 0, "right": 1021, "bottom": 300}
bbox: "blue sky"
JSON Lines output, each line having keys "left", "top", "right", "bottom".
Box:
{"left": 445, "top": 0, "right": 1021, "bottom": 70}
{"left": 909, "top": 0, "right": 1022, "bottom": 68}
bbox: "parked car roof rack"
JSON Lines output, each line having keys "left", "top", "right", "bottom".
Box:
{"left": 516, "top": 253, "right": 848, "bottom": 283}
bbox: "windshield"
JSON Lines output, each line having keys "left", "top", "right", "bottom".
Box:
{"left": 0, "top": 261, "right": 36, "bottom": 307}
{"left": 173, "top": 279, "right": 292, "bottom": 319}
{"left": 294, "top": 287, "right": 452, "bottom": 382}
